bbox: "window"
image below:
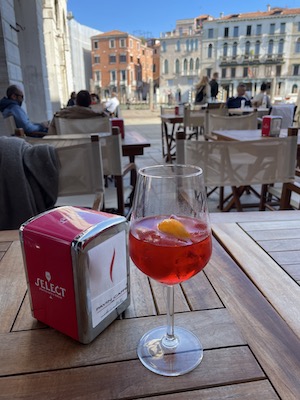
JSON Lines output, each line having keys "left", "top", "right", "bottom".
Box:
{"left": 109, "top": 54, "right": 116, "bottom": 63}
{"left": 270, "top": 23, "right": 275, "bottom": 34}
{"left": 268, "top": 40, "right": 274, "bottom": 55}
{"left": 94, "top": 55, "right": 100, "bottom": 64}
{"left": 296, "top": 38, "right": 300, "bottom": 53}
{"left": 129, "top": 39, "right": 133, "bottom": 48}
{"left": 119, "top": 54, "right": 127, "bottom": 63}
{"left": 94, "top": 41, "right": 99, "bottom": 49}
{"left": 223, "top": 42, "right": 228, "bottom": 57}
{"left": 276, "top": 65, "right": 281, "bottom": 76}
{"left": 224, "top": 27, "right": 229, "bottom": 37}
{"left": 255, "top": 41, "right": 260, "bottom": 56}
{"left": 162, "top": 41, "right": 166, "bottom": 52}
{"left": 119, "top": 38, "right": 126, "bottom": 48}
{"left": 164, "top": 59, "right": 169, "bottom": 74}
{"left": 153, "top": 64, "right": 156, "bottom": 73}
{"left": 194, "top": 39, "right": 198, "bottom": 50}
{"left": 293, "top": 65, "right": 299, "bottom": 76}
{"left": 94, "top": 71, "right": 100, "bottom": 82}
{"left": 245, "top": 41, "right": 251, "bottom": 55}
{"left": 176, "top": 40, "right": 181, "bottom": 51}
{"left": 252, "top": 66, "right": 258, "bottom": 77}
{"left": 195, "top": 58, "right": 200, "bottom": 70}
{"left": 243, "top": 67, "right": 248, "bottom": 77}
{"left": 189, "top": 58, "right": 194, "bottom": 71}
{"left": 221, "top": 68, "right": 226, "bottom": 78}
{"left": 246, "top": 25, "right": 251, "bottom": 36}
{"left": 190, "top": 39, "right": 194, "bottom": 51}
{"left": 231, "top": 67, "right": 236, "bottom": 78}
{"left": 109, "top": 39, "right": 115, "bottom": 48}
{"left": 278, "top": 39, "right": 284, "bottom": 54}
{"left": 110, "top": 70, "right": 116, "bottom": 82}
{"left": 232, "top": 42, "right": 237, "bottom": 57}
{"left": 208, "top": 28, "right": 214, "bottom": 39}
{"left": 183, "top": 59, "right": 188, "bottom": 72}
{"left": 208, "top": 44, "right": 213, "bottom": 58}
{"left": 233, "top": 26, "right": 239, "bottom": 37}
{"left": 256, "top": 24, "right": 262, "bottom": 35}
{"left": 175, "top": 59, "right": 180, "bottom": 74}
{"left": 186, "top": 39, "right": 190, "bottom": 51}
{"left": 292, "top": 84, "right": 298, "bottom": 93}
{"left": 120, "top": 70, "right": 126, "bottom": 81}
{"left": 130, "top": 55, "right": 133, "bottom": 62}
{"left": 206, "top": 68, "right": 212, "bottom": 78}
{"left": 136, "top": 42, "right": 140, "bottom": 50}
{"left": 265, "top": 66, "right": 272, "bottom": 77}
{"left": 280, "top": 23, "right": 286, "bottom": 34}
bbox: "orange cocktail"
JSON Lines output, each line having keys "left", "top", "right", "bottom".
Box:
{"left": 129, "top": 215, "right": 212, "bottom": 285}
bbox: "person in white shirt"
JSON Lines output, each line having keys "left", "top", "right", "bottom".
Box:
{"left": 104, "top": 92, "right": 120, "bottom": 116}
{"left": 252, "top": 83, "right": 271, "bottom": 108}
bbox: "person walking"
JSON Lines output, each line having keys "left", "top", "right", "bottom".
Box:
{"left": 209, "top": 72, "right": 219, "bottom": 101}
{"left": 194, "top": 76, "right": 211, "bottom": 105}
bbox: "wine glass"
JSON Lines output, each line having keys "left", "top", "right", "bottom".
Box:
{"left": 129, "top": 164, "right": 212, "bottom": 376}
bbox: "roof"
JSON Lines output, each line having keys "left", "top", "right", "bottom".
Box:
{"left": 221, "top": 7, "right": 300, "bottom": 20}
{"left": 91, "top": 30, "right": 128, "bottom": 39}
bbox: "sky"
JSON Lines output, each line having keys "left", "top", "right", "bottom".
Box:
{"left": 67, "top": 1, "right": 299, "bottom": 38}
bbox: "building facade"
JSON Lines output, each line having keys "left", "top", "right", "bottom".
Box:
{"left": 159, "top": 7, "right": 300, "bottom": 104}
{"left": 91, "top": 30, "right": 154, "bottom": 102}
{"left": 67, "top": 12, "right": 102, "bottom": 95}
{"left": 0, "top": 0, "right": 73, "bottom": 135}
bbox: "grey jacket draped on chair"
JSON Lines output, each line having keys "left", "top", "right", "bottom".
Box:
{"left": 0, "top": 137, "right": 59, "bottom": 230}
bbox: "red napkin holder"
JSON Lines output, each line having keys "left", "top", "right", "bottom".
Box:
{"left": 19, "top": 206, "right": 130, "bottom": 344}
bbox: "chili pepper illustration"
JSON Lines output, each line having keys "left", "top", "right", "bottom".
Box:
{"left": 109, "top": 249, "right": 116, "bottom": 282}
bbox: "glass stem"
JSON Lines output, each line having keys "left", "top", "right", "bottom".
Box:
{"left": 162, "top": 285, "right": 179, "bottom": 349}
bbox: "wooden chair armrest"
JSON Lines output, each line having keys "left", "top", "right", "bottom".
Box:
{"left": 92, "top": 190, "right": 104, "bottom": 211}
{"left": 122, "top": 162, "right": 137, "bottom": 177}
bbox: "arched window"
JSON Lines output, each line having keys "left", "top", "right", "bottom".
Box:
{"left": 292, "top": 84, "right": 298, "bottom": 93}
{"left": 164, "top": 59, "right": 168, "bottom": 74}
{"left": 162, "top": 41, "right": 167, "bottom": 52}
{"left": 278, "top": 39, "right": 284, "bottom": 54}
{"left": 223, "top": 43, "right": 228, "bottom": 57}
{"left": 195, "top": 58, "right": 200, "bottom": 70}
{"left": 245, "top": 41, "right": 251, "bottom": 55}
{"left": 296, "top": 38, "right": 300, "bottom": 53}
{"left": 255, "top": 40, "right": 260, "bottom": 55}
{"left": 175, "top": 59, "right": 180, "bottom": 74}
{"left": 208, "top": 44, "right": 213, "bottom": 58}
{"left": 176, "top": 40, "right": 181, "bottom": 52}
{"left": 183, "top": 59, "right": 188, "bottom": 72}
{"left": 232, "top": 42, "right": 237, "bottom": 57}
{"left": 190, "top": 39, "right": 194, "bottom": 51}
{"left": 189, "top": 58, "right": 194, "bottom": 71}
{"left": 268, "top": 40, "right": 274, "bottom": 54}
{"left": 186, "top": 40, "right": 189, "bottom": 51}
{"left": 194, "top": 39, "right": 198, "bottom": 50}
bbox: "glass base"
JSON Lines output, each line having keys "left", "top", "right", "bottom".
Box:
{"left": 137, "top": 325, "right": 203, "bottom": 376}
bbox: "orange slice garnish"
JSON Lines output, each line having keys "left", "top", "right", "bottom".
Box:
{"left": 157, "top": 218, "right": 190, "bottom": 239}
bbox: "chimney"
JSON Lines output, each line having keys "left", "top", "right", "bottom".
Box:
{"left": 267, "top": 4, "right": 271, "bottom": 12}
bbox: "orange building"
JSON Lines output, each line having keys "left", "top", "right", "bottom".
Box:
{"left": 91, "top": 30, "right": 155, "bottom": 102}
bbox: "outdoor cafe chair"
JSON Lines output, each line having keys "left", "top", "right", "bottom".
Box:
{"left": 183, "top": 104, "right": 205, "bottom": 140}
{"left": 55, "top": 115, "right": 111, "bottom": 135}
{"left": 204, "top": 111, "right": 258, "bottom": 141}
{"left": 55, "top": 140, "right": 105, "bottom": 211}
{"left": 176, "top": 127, "right": 298, "bottom": 212}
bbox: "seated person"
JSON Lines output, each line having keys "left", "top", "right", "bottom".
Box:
{"left": 103, "top": 92, "right": 120, "bottom": 116}
{"left": 67, "top": 91, "right": 76, "bottom": 107}
{"left": 0, "top": 85, "right": 48, "bottom": 137}
{"left": 252, "top": 83, "right": 271, "bottom": 108}
{"left": 226, "top": 83, "right": 252, "bottom": 109}
{"left": 48, "top": 90, "right": 106, "bottom": 135}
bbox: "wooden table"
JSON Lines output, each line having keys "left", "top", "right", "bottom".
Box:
{"left": 160, "top": 113, "right": 183, "bottom": 162}
{"left": 1, "top": 210, "right": 300, "bottom": 399}
{"left": 27, "top": 130, "right": 151, "bottom": 164}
